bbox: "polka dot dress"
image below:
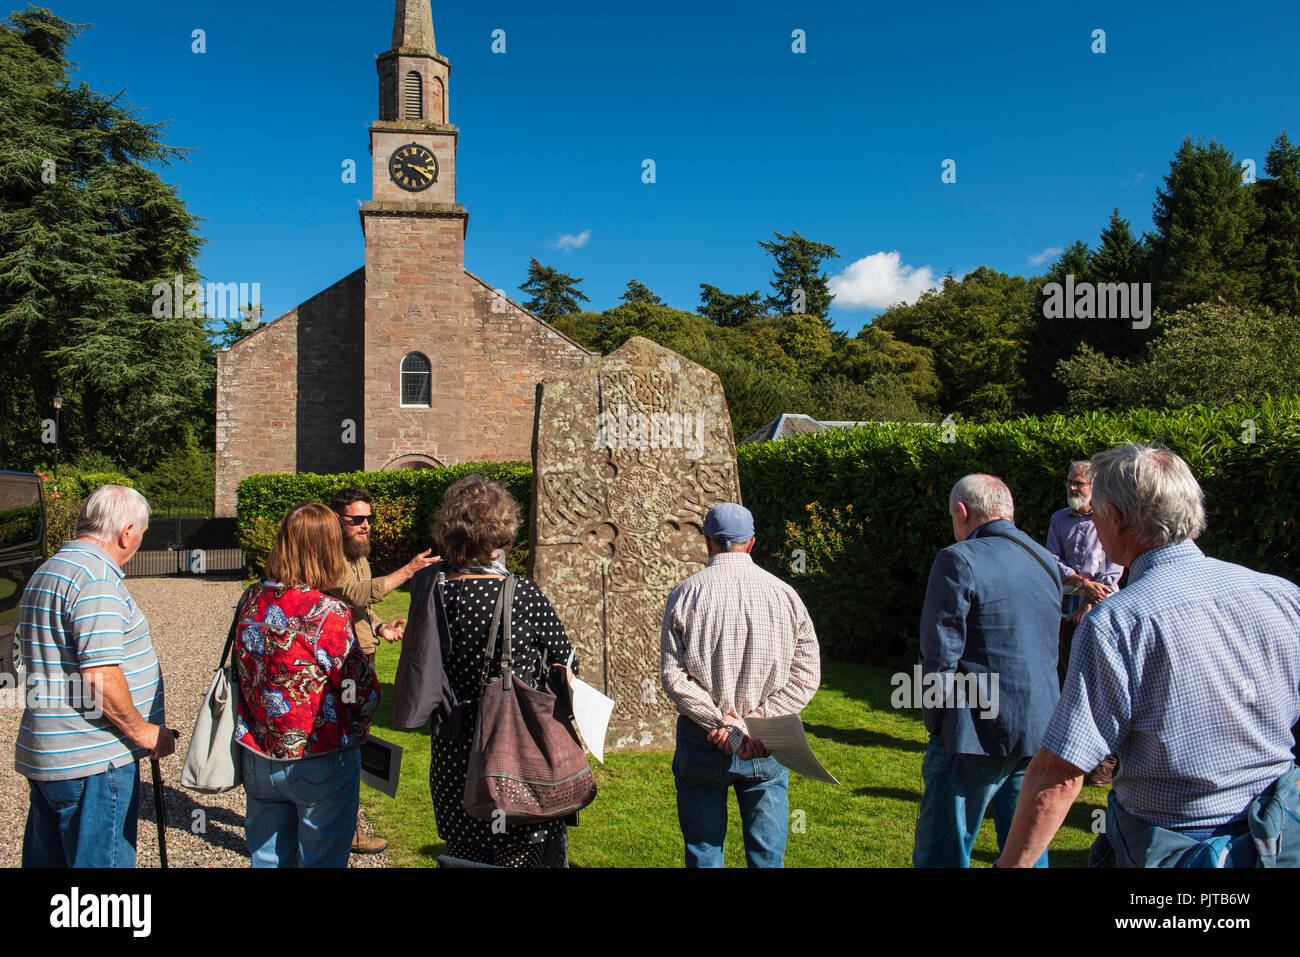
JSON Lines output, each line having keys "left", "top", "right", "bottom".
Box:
{"left": 430, "top": 576, "right": 578, "bottom": 868}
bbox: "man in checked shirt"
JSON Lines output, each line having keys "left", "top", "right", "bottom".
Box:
{"left": 998, "top": 444, "right": 1300, "bottom": 867}
{"left": 660, "top": 502, "right": 821, "bottom": 868}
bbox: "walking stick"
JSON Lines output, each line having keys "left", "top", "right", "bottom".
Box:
{"left": 151, "top": 729, "right": 179, "bottom": 869}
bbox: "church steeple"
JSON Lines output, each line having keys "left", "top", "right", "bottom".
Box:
{"left": 366, "top": 0, "right": 462, "bottom": 215}
{"left": 391, "top": 0, "right": 436, "bottom": 55}
{"left": 376, "top": 0, "right": 449, "bottom": 124}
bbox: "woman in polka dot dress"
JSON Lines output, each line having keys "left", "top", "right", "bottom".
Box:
{"left": 429, "top": 475, "right": 578, "bottom": 868}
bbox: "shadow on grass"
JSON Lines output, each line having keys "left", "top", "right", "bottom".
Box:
{"left": 374, "top": 680, "right": 432, "bottom": 737}
{"left": 852, "top": 785, "right": 922, "bottom": 803}
{"left": 817, "top": 657, "right": 919, "bottom": 712}
{"left": 418, "top": 842, "right": 448, "bottom": 863}
{"left": 804, "top": 723, "right": 926, "bottom": 753}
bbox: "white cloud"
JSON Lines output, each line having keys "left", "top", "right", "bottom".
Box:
{"left": 827, "top": 251, "right": 943, "bottom": 310}
{"left": 549, "top": 229, "right": 590, "bottom": 252}
{"left": 1028, "top": 246, "right": 1063, "bottom": 266}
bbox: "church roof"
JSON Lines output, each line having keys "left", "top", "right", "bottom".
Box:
{"left": 391, "top": 0, "right": 437, "bottom": 55}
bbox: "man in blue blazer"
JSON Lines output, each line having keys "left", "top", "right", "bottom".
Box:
{"left": 912, "top": 474, "right": 1062, "bottom": 867}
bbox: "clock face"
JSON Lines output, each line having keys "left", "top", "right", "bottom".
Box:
{"left": 388, "top": 143, "right": 439, "bottom": 192}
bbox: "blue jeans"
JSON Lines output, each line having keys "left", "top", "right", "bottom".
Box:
{"left": 672, "top": 716, "right": 789, "bottom": 868}
{"left": 914, "top": 736, "right": 1049, "bottom": 868}
{"left": 242, "top": 748, "right": 360, "bottom": 868}
{"left": 23, "top": 761, "right": 141, "bottom": 868}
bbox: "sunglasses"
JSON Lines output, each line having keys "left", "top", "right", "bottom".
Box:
{"left": 339, "top": 514, "right": 372, "bottom": 526}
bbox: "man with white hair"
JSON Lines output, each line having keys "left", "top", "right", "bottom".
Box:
{"left": 15, "top": 484, "right": 174, "bottom": 867}
{"left": 997, "top": 444, "right": 1300, "bottom": 867}
{"left": 913, "top": 474, "right": 1062, "bottom": 867}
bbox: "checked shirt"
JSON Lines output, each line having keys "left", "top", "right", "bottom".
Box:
{"left": 660, "top": 551, "right": 821, "bottom": 730}
{"left": 1042, "top": 540, "right": 1300, "bottom": 828}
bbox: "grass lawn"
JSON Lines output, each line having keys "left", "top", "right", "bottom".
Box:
{"left": 360, "top": 587, "right": 1107, "bottom": 867}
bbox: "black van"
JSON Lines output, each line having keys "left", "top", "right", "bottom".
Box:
{"left": 0, "top": 471, "right": 46, "bottom": 680}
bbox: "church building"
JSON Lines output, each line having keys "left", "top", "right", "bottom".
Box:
{"left": 214, "top": 0, "right": 593, "bottom": 516}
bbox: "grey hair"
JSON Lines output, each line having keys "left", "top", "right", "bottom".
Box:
{"left": 1067, "top": 460, "right": 1092, "bottom": 480}
{"left": 75, "top": 485, "right": 151, "bottom": 541}
{"left": 948, "top": 474, "right": 1014, "bottom": 523}
{"left": 1089, "top": 444, "right": 1206, "bottom": 545}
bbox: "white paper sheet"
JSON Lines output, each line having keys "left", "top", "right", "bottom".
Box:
{"left": 744, "top": 714, "right": 841, "bottom": 786}
{"left": 359, "top": 735, "right": 403, "bottom": 798}
{"left": 569, "top": 677, "right": 615, "bottom": 763}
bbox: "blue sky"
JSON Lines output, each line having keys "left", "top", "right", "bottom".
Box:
{"left": 24, "top": 0, "right": 1300, "bottom": 335}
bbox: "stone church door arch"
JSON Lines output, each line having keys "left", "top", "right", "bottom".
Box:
{"left": 381, "top": 453, "right": 443, "bottom": 471}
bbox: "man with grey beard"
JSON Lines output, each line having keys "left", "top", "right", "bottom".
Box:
{"left": 1046, "top": 461, "right": 1123, "bottom": 786}
{"left": 326, "top": 486, "right": 438, "bottom": 853}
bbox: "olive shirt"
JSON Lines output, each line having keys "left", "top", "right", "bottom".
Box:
{"left": 328, "top": 555, "right": 389, "bottom": 656}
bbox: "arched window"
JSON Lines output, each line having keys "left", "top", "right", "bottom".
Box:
{"left": 403, "top": 71, "right": 423, "bottom": 120}
{"left": 431, "top": 76, "right": 445, "bottom": 123}
{"left": 400, "top": 353, "right": 431, "bottom": 407}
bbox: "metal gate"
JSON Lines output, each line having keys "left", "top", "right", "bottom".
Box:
{"left": 125, "top": 499, "right": 245, "bottom": 578}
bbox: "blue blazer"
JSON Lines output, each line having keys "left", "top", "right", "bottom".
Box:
{"left": 918, "top": 518, "right": 1062, "bottom": 758}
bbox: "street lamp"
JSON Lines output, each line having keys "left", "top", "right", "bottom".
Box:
{"left": 52, "top": 390, "right": 62, "bottom": 483}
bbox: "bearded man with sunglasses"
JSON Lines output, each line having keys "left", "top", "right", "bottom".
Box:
{"left": 327, "top": 486, "right": 439, "bottom": 853}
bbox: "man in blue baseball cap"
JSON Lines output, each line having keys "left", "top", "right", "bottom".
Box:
{"left": 660, "top": 502, "right": 821, "bottom": 867}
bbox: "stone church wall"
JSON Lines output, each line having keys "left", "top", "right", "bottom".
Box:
{"left": 214, "top": 268, "right": 365, "bottom": 516}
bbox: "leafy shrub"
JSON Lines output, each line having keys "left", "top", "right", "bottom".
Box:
{"left": 776, "top": 502, "right": 885, "bottom": 659}
{"left": 44, "top": 487, "right": 82, "bottom": 556}
{"left": 234, "top": 400, "right": 1300, "bottom": 665}
{"left": 739, "top": 397, "right": 1300, "bottom": 666}
{"left": 236, "top": 462, "right": 532, "bottom": 575}
{"left": 70, "top": 472, "right": 134, "bottom": 497}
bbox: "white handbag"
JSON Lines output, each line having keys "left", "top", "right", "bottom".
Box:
{"left": 181, "top": 600, "right": 246, "bottom": 793}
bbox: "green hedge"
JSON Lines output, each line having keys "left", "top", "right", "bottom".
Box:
{"left": 235, "top": 462, "right": 532, "bottom": 575}
{"left": 233, "top": 399, "right": 1300, "bottom": 665}
{"left": 68, "top": 472, "right": 134, "bottom": 497}
{"left": 737, "top": 397, "right": 1300, "bottom": 665}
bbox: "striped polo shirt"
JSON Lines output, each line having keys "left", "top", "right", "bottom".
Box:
{"left": 14, "top": 540, "right": 165, "bottom": 781}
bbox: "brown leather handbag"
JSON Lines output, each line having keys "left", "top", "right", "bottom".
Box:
{"left": 463, "top": 575, "right": 597, "bottom": 824}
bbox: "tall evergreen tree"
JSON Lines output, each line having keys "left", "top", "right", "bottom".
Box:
{"left": 519, "top": 257, "right": 590, "bottom": 321}
{"left": 756, "top": 231, "right": 840, "bottom": 322}
{"left": 1091, "top": 208, "right": 1147, "bottom": 288}
{"left": 1148, "top": 137, "right": 1263, "bottom": 311}
{"left": 619, "top": 278, "right": 663, "bottom": 305}
{"left": 698, "top": 283, "right": 764, "bottom": 327}
{"left": 1259, "top": 130, "right": 1300, "bottom": 317}
{"left": 0, "top": 8, "right": 207, "bottom": 470}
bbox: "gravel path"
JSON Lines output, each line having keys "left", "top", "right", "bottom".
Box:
{"left": 0, "top": 577, "right": 389, "bottom": 869}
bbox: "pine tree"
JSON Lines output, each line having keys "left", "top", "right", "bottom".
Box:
{"left": 1259, "top": 131, "right": 1300, "bottom": 316}
{"left": 756, "top": 231, "right": 840, "bottom": 322}
{"left": 519, "top": 257, "right": 590, "bottom": 321}
{"left": 698, "top": 283, "right": 764, "bottom": 327}
{"left": 0, "top": 8, "right": 207, "bottom": 470}
{"left": 1148, "top": 138, "right": 1263, "bottom": 311}
{"left": 1091, "top": 208, "right": 1146, "bottom": 286}
{"left": 619, "top": 278, "right": 663, "bottom": 305}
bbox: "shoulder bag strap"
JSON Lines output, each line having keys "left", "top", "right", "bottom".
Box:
{"left": 981, "top": 530, "right": 1059, "bottom": 588}
{"left": 500, "top": 575, "right": 517, "bottom": 691}
{"left": 475, "top": 574, "right": 516, "bottom": 698}
{"left": 219, "top": 584, "right": 256, "bottom": 671}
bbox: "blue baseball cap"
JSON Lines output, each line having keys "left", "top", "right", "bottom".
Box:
{"left": 702, "top": 502, "right": 754, "bottom": 544}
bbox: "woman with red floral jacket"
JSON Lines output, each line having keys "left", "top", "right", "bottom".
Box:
{"left": 233, "top": 502, "right": 380, "bottom": 867}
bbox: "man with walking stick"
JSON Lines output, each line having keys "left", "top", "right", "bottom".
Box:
{"left": 14, "top": 485, "right": 175, "bottom": 867}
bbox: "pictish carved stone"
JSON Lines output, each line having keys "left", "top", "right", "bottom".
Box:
{"left": 530, "top": 336, "right": 742, "bottom": 750}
